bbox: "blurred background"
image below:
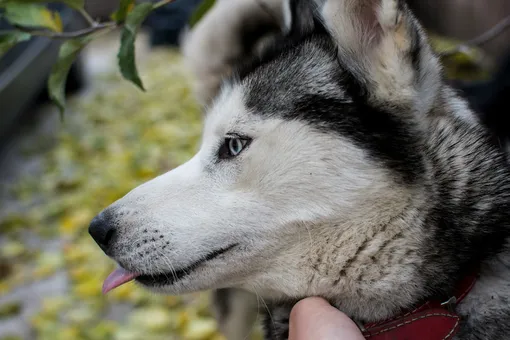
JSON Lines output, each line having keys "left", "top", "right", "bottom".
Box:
{"left": 0, "top": 1, "right": 509, "bottom": 339}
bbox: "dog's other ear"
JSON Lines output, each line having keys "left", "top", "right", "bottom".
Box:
{"left": 281, "top": 0, "right": 318, "bottom": 36}
{"left": 182, "top": 0, "right": 324, "bottom": 108}
{"left": 318, "top": 0, "right": 441, "bottom": 112}
{"left": 181, "top": 0, "right": 286, "bottom": 107}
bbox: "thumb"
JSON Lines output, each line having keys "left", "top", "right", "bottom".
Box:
{"left": 288, "top": 297, "right": 365, "bottom": 340}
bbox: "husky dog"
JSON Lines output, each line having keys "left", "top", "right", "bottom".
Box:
{"left": 89, "top": 0, "right": 510, "bottom": 339}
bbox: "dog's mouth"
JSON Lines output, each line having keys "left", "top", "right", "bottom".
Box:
{"left": 102, "top": 244, "right": 237, "bottom": 294}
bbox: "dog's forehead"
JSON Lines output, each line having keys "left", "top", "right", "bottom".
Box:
{"left": 205, "top": 37, "right": 351, "bottom": 135}
{"left": 240, "top": 38, "right": 351, "bottom": 117}
{"left": 204, "top": 85, "right": 257, "bottom": 136}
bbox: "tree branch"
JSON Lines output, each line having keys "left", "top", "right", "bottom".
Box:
{"left": 466, "top": 15, "right": 510, "bottom": 47}
{"left": 13, "top": 22, "right": 117, "bottom": 39}
{"left": 440, "top": 15, "right": 510, "bottom": 57}
{"left": 78, "top": 8, "right": 97, "bottom": 27}
{"left": 153, "top": 0, "right": 178, "bottom": 10}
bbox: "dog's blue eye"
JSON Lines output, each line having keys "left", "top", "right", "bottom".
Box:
{"left": 228, "top": 138, "right": 245, "bottom": 156}
{"left": 219, "top": 136, "right": 251, "bottom": 159}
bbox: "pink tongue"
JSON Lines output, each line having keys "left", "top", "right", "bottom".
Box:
{"left": 102, "top": 268, "right": 138, "bottom": 294}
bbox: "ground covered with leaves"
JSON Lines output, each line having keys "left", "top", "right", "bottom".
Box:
{"left": 0, "top": 46, "right": 263, "bottom": 340}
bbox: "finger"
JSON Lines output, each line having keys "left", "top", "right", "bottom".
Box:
{"left": 288, "top": 297, "right": 365, "bottom": 340}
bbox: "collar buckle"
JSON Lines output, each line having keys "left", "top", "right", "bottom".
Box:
{"left": 440, "top": 296, "right": 457, "bottom": 313}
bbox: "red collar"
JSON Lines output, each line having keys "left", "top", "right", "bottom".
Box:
{"left": 360, "top": 274, "right": 477, "bottom": 340}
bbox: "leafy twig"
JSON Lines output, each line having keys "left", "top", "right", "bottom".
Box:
{"left": 14, "top": 22, "right": 117, "bottom": 39}
{"left": 441, "top": 14, "right": 510, "bottom": 57}
{"left": 3, "top": 0, "right": 178, "bottom": 41}
{"left": 0, "top": 0, "right": 211, "bottom": 115}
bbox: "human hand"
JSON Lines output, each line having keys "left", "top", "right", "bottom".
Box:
{"left": 288, "top": 297, "right": 365, "bottom": 340}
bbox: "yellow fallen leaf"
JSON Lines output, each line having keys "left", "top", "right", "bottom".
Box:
{"left": 1, "top": 241, "right": 25, "bottom": 258}
{"left": 73, "top": 277, "right": 103, "bottom": 298}
{"left": 128, "top": 306, "right": 174, "bottom": 332}
{"left": 177, "top": 310, "right": 190, "bottom": 330}
{"left": 40, "top": 297, "right": 68, "bottom": 317}
{"left": 164, "top": 295, "right": 182, "bottom": 308}
{"left": 59, "top": 208, "right": 93, "bottom": 235}
{"left": 114, "top": 327, "right": 146, "bottom": 340}
{"left": 182, "top": 318, "right": 218, "bottom": 340}
{"left": 67, "top": 305, "right": 97, "bottom": 325}
{"left": 33, "top": 252, "right": 64, "bottom": 279}
{"left": 210, "top": 335, "right": 227, "bottom": 340}
{"left": 68, "top": 267, "right": 91, "bottom": 282}
{"left": 109, "top": 281, "right": 135, "bottom": 301}
{"left": 57, "top": 326, "right": 80, "bottom": 340}
{"left": 86, "top": 320, "right": 118, "bottom": 340}
{"left": 0, "top": 282, "right": 10, "bottom": 295}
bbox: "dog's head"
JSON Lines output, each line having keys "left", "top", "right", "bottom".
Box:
{"left": 90, "top": 0, "right": 446, "bottom": 311}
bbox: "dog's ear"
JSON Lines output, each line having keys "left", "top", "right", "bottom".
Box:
{"left": 181, "top": 0, "right": 287, "bottom": 107}
{"left": 181, "top": 0, "right": 321, "bottom": 108}
{"left": 318, "top": 0, "right": 441, "bottom": 112}
{"left": 281, "top": 0, "right": 318, "bottom": 36}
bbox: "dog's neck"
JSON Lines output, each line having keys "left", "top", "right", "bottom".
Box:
{"left": 248, "top": 165, "right": 509, "bottom": 325}
{"left": 246, "top": 197, "right": 436, "bottom": 322}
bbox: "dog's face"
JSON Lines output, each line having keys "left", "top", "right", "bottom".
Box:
{"left": 96, "top": 83, "right": 392, "bottom": 295}
{"left": 90, "top": 0, "right": 443, "bottom": 302}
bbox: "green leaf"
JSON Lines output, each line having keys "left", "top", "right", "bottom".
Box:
{"left": 189, "top": 0, "right": 215, "bottom": 28}
{"left": 111, "top": 0, "right": 135, "bottom": 23}
{"left": 0, "top": 0, "right": 84, "bottom": 10}
{"left": 48, "top": 37, "right": 91, "bottom": 117}
{"left": 117, "top": 2, "right": 153, "bottom": 91}
{"left": 4, "top": 4, "right": 63, "bottom": 32}
{"left": 0, "top": 31, "right": 31, "bottom": 57}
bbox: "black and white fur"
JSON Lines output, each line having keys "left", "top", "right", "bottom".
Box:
{"left": 91, "top": 0, "right": 510, "bottom": 339}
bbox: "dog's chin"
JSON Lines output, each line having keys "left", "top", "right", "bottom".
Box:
{"left": 126, "top": 243, "right": 239, "bottom": 294}
{"left": 134, "top": 274, "right": 211, "bottom": 295}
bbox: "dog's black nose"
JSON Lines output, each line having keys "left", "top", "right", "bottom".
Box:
{"left": 89, "top": 213, "right": 116, "bottom": 253}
